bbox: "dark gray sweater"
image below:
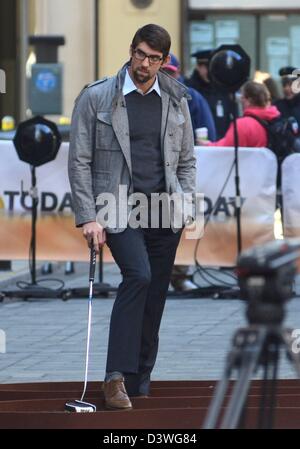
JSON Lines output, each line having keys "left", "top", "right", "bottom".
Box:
{"left": 125, "top": 90, "right": 165, "bottom": 196}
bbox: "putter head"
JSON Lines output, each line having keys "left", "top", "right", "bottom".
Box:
{"left": 65, "top": 399, "right": 96, "bottom": 413}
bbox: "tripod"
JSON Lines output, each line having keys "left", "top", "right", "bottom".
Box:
{"left": 203, "top": 317, "right": 300, "bottom": 429}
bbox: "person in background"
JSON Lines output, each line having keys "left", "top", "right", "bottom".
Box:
{"left": 254, "top": 70, "right": 281, "bottom": 103}
{"left": 275, "top": 66, "right": 300, "bottom": 129}
{"left": 163, "top": 53, "right": 216, "bottom": 142}
{"left": 185, "top": 49, "right": 232, "bottom": 139}
{"left": 263, "top": 77, "right": 281, "bottom": 103}
{"left": 198, "top": 81, "right": 280, "bottom": 148}
{"left": 163, "top": 53, "right": 216, "bottom": 292}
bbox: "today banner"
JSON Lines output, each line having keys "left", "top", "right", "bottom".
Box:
{"left": 0, "top": 141, "right": 277, "bottom": 266}
{"left": 187, "top": 146, "right": 277, "bottom": 266}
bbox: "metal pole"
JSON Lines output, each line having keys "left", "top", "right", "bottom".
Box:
{"left": 232, "top": 93, "right": 242, "bottom": 255}
{"left": 31, "top": 165, "right": 38, "bottom": 285}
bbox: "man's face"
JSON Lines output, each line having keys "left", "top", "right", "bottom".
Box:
{"left": 282, "top": 81, "right": 295, "bottom": 100}
{"left": 196, "top": 62, "right": 209, "bottom": 82}
{"left": 129, "top": 41, "right": 167, "bottom": 85}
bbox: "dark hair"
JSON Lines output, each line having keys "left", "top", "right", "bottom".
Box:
{"left": 131, "top": 24, "right": 171, "bottom": 59}
{"left": 241, "top": 81, "right": 271, "bottom": 107}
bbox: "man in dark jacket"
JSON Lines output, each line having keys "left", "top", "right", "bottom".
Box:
{"left": 163, "top": 53, "right": 216, "bottom": 142}
{"left": 275, "top": 66, "right": 300, "bottom": 130}
{"left": 186, "top": 49, "right": 232, "bottom": 139}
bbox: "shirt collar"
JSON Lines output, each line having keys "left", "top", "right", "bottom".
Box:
{"left": 123, "top": 69, "right": 161, "bottom": 97}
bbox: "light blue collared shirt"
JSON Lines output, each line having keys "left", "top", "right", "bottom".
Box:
{"left": 123, "top": 69, "right": 161, "bottom": 97}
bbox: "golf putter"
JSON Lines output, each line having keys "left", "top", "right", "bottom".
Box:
{"left": 65, "top": 243, "right": 97, "bottom": 412}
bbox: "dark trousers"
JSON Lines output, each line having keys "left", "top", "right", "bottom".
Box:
{"left": 105, "top": 226, "right": 182, "bottom": 396}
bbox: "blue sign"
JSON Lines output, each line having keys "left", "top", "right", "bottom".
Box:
{"left": 36, "top": 71, "right": 57, "bottom": 93}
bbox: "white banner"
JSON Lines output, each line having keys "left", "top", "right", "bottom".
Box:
{"left": 282, "top": 154, "right": 300, "bottom": 238}
{"left": 187, "top": 146, "right": 277, "bottom": 266}
{"left": 0, "top": 141, "right": 277, "bottom": 265}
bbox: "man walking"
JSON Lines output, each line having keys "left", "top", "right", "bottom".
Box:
{"left": 68, "top": 24, "right": 196, "bottom": 410}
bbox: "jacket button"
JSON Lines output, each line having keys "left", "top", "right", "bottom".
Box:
{"left": 166, "top": 162, "right": 170, "bottom": 166}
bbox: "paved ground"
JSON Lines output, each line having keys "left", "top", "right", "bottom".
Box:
{"left": 0, "top": 260, "right": 300, "bottom": 384}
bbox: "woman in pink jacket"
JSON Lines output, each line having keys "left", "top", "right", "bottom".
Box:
{"left": 199, "top": 81, "right": 280, "bottom": 147}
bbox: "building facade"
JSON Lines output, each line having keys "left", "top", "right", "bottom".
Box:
{"left": 184, "top": 0, "right": 300, "bottom": 78}
{"left": 0, "top": 0, "right": 299, "bottom": 123}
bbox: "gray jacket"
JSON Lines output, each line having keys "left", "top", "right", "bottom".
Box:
{"left": 68, "top": 64, "right": 196, "bottom": 233}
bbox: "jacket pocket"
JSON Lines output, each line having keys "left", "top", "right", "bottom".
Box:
{"left": 96, "top": 112, "right": 120, "bottom": 151}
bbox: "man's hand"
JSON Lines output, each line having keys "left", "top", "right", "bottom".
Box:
{"left": 82, "top": 221, "right": 106, "bottom": 254}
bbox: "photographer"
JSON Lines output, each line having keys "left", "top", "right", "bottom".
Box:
{"left": 275, "top": 66, "right": 300, "bottom": 129}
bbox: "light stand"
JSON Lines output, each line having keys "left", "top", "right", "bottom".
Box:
{"left": 1, "top": 116, "right": 63, "bottom": 300}
{"left": 0, "top": 116, "right": 116, "bottom": 301}
{"left": 209, "top": 45, "right": 250, "bottom": 257}
{"left": 173, "top": 46, "right": 250, "bottom": 299}
{"left": 231, "top": 92, "right": 242, "bottom": 254}
{"left": 28, "top": 164, "right": 38, "bottom": 286}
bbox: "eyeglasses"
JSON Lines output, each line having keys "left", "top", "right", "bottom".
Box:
{"left": 133, "top": 48, "right": 164, "bottom": 65}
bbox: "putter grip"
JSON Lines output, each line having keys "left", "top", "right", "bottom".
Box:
{"left": 89, "top": 246, "right": 96, "bottom": 282}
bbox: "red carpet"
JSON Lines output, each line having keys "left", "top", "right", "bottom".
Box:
{"left": 0, "top": 380, "right": 300, "bottom": 428}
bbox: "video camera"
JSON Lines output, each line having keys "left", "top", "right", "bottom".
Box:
{"left": 236, "top": 239, "right": 300, "bottom": 324}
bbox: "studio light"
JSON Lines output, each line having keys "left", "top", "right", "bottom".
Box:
{"left": 13, "top": 115, "right": 61, "bottom": 167}
{"left": 209, "top": 45, "right": 251, "bottom": 93}
{"left": 3, "top": 116, "right": 63, "bottom": 298}
{"left": 208, "top": 45, "right": 251, "bottom": 256}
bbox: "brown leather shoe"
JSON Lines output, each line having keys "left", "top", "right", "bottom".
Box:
{"left": 102, "top": 377, "right": 132, "bottom": 410}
